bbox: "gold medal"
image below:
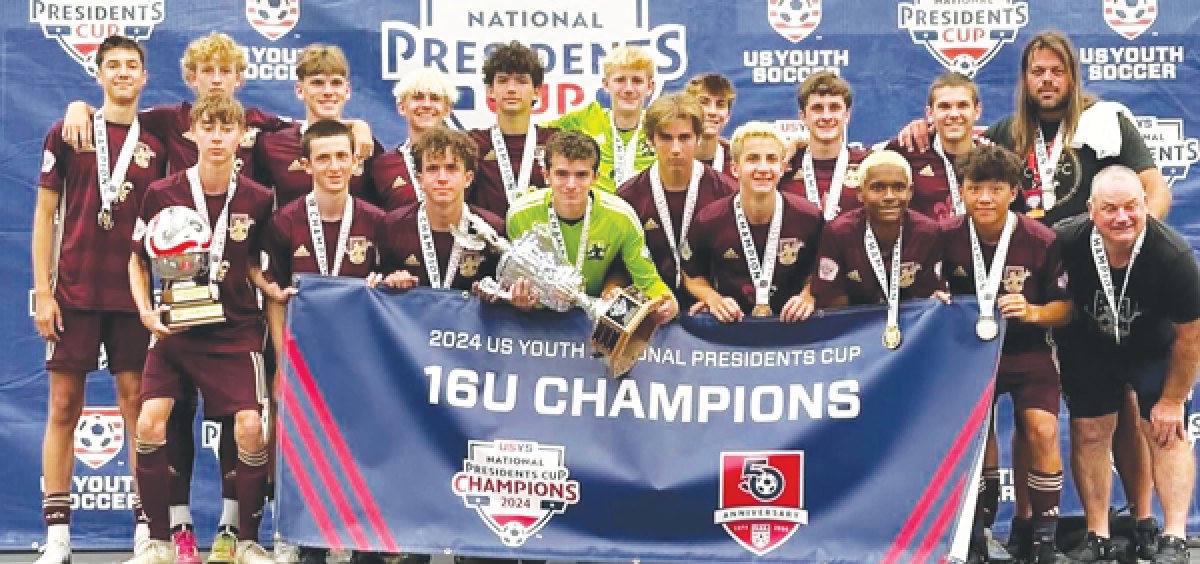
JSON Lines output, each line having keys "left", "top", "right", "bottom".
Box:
{"left": 117, "top": 181, "right": 133, "bottom": 203}
{"left": 883, "top": 324, "right": 902, "bottom": 350}
{"left": 752, "top": 304, "right": 773, "bottom": 317}
{"left": 1026, "top": 208, "right": 1045, "bottom": 219}
{"left": 97, "top": 208, "right": 113, "bottom": 230}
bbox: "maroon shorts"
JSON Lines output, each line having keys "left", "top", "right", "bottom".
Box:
{"left": 994, "top": 349, "right": 1061, "bottom": 416}
{"left": 45, "top": 309, "right": 151, "bottom": 374}
{"left": 141, "top": 348, "right": 266, "bottom": 418}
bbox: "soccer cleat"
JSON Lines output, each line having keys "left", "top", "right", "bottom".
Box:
{"left": 123, "top": 540, "right": 174, "bottom": 564}
{"left": 273, "top": 539, "right": 299, "bottom": 564}
{"left": 1134, "top": 517, "right": 1160, "bottom": 560}
{"left": 173, "top": 527, "right": 202, "bottom": 564}
{"left": 208, "top": 526, "right": 238, "bottom": 563}
{"left": 34, "top": 539, "right": 71, "bottom": 564}
{"left": 1030, "top": 539, "right": 1062, "bottom": 563}
{"left": 1152, "top": 535, "right": 1190, "bottom": 564}
{"left": 1006, "top": 517, "right": 1031, "bottom": 560}
{"left": 236, "top": 540, "right": 274, "bottom": 564}
{"left": 294, "top": 547, "right": 325, "bottom": 564}
{"left": 1065, "top": 532, "right": 1116, "bottom": 562}
{"left": 967, "top": 533, "right": 989, "bottom": 563}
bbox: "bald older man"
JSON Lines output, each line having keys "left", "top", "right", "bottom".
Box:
{"left": 1053, "top": 165, "right": 1200, "bottom": 562}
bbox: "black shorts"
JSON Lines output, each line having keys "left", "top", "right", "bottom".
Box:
{"left": 1059, "top": 349, "right": 1180, "bottom": 420}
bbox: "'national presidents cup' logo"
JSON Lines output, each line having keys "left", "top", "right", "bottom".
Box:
{"left": 245, "top": 0, "right": 299, "bottom": 41}
{"left": 30, "top": 0, "right": 165, "bottom": 76}
{"left": 1133, "top": 115, "right": 1200, "bottom": 188}
{"left": 716, "top": 451, "right": 808, "bottom": 556}
{"left": 897, "top": 0, "right": 1029, "bottom": 77}
{"left": 767, "top": 0, "right": 822, "bottom": 44}
{"left": 1105, "top": 0, "right": 1157, "bottom": 40}
{"left": 74, "top": 407, "right": 124, "bottom": 469}
{"left": 452, "top": 439, "right": 580, "bottom": 547}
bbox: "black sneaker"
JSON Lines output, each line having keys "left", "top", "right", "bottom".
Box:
{"left": 968, "top": 534, "right": 990, "bottom": 563}
{"left": 1030, "top": 539, "right": 1060, "bottom": 563}
{"left": 297, "top": 546, "right": 328, "bottom": 564}
{"left": 1134, "top": 517, "right": 1161, "bottom": 559}
{"left": 1152, "top": 535, "right": 1190, "bottom": 563}
{"left": 1066, "top": 532, "right": 1116, "bottom": 562}
{"left": 1006, "top": 517, "right": 1031, "bottom": 560}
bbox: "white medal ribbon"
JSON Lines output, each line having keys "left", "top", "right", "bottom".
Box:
{"left": 609, "top": 111, "right": 643, "bottom": 187}
{"left": 492, "top": 124, "right": 538, "bottom": 203}
{"left": 968, "top": 211, "right": 1018, "bottom": 324}
{"left": 186, "top": 166, "right": 238, "bottom": 300}
{"left": 801, "top": 145, "right": 849, "bottom": 221}
{"left": 864, "top": 222, "right": 904, "bottom": 331}
{"left": 417, "top": 203, "right": 471, "bottom": 289}
{"left": 712, "top": 143, "right": 725, "bottom": 173}
{"left": 1090, "top": 226, "right": 1146, "bottom": 344}
{"left": 734, "top": 191, "right": 784, "bottom": 310}
{"left": 547, "top": 192, "right": 593, "bottom": 274}
{"left": 1033, "top": 127, "right": 1064, "bottom": 210}
{"left": 932, "top": 135, "right": 967, "bottom": 216}
{"left": 400, "top": 142, "right": 424, "bottom": 203}
{"left": 93, "top": 109, "right": 141, "bottom": 219}
{"left": 304, "top": 193, "right": 354, "bottom": 277}
{"left": 649, "top": 161, "right": 703, "bottom": 287}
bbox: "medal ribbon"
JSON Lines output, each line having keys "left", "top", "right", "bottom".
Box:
{"left": 864, "top": 222, "right": 903, "bottom": 331}
{"left": 609, "top": 110, "right": 643, "bottom": 187}
{"left": 186, "top": 166, "right": 238, "bottom": 300}
{"left": 547, "top": 192, "right": 593, "bottom": 274}
{"left": 932, "top": 135, "right": 967, "bottom": 216}
{"left": 801, "top": 145, "right": 850, "bottom": 221}
{"left": 304, "top": 193, "right": 354, "bottom": 277}
{"left": 649, "top": 161, "right": 703, "bottom": 287}
{"left": 1090, "top": 226, "right": 1146, "bottom": 344}
{"left": 712, "top": 143, "right": 725, "bottom": 173}
{"left": 492, "top": 124, "right": 538, "bottom": 203}
{"left": 400, "top": 142, "right": 424, "bottom": 203}
{"left": 417, "top": 203, "right": 471, "bottom": 289}
{"left": 968, "top": 211, "right": 1017, "bottom": 323}
{"left": 1032, "top": 126, "right": 1064, "bottom": 210}
{"left": 734, "top": 191, "right": 783, "bottom": 311}
{"left": 93, "top": 109, "right": 141, "bottom": 219}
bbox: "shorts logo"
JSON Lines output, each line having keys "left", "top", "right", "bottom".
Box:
{"left": 74, "top": 407, "right": 124, "bottom": 470}
{"left": 897, "top": 0, "right": 1029, "bottom": 77}
{"left": 30, "top": 1, "right": 165, "bottom": 76}
{"left": 451, "top": 439, "right": 580, "bottom": 547}
{"left": 1105, "top": 0, "right": 1156, "bottom": 40}
{"left": 1132, "top": 115, "right": 1199, "bottom": 187}
{"left": 767, "top": 0, "right": 822, "bottom": 44}
{"left": 715, "top": 451, "right": 808, "bottom": 556}
{"left": 245, "top": 0, "right": 300, "bottom": 41}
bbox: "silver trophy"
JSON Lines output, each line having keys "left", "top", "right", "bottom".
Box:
{"left": 454, "top": 218, "right": 663, "bottom": 378}
{"left": 145, "top": 206, "right": 226, "bottom": 328}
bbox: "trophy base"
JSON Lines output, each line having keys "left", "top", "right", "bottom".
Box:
{"left": 590, "top": 288, "right": 663, "bottom": 378}
{"left": 164, "top": 302, "right": 226, "bottom": 328}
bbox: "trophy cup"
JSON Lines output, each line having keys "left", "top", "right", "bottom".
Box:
{"left": 453, "top": 218, "right": 664, "bottom": 378}
{"left": 144, "top": 206, "right": 226, "bottom": 328}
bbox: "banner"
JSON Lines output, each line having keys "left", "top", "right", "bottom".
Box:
{"left": 277, "top": 277, "right": 1002, "bottom": 562}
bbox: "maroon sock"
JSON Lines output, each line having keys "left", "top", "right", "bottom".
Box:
{"left": 974, "top": 467, "right": 1000, "bottom": 527}
{"left": 135, "top": 439, "right": 172, "bottom": 540}
{"left": 219, "top": 415, "right": 239, "bottom": 500}
{"left": 166, "top": 395, "right": 197, "bottom": 507}
{"left": 236, "top": 446, "right": 269, "bottom": 542}
{"left": 1027, "top": 469, "right": 1062, "bottom": 538}
{"left": 43, "top": 492, "right": 71, "bottom": 527}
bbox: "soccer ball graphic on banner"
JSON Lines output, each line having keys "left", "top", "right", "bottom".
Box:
{"left": 246, "top": 0, "right": 301, "bottom": 41}
{"left": 74, "top": 407, "right": 124, "bottom": 470}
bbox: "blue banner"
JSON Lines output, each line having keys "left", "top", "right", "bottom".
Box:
{"left": 277, "top": 277, "right": 1003, "bottom": 562}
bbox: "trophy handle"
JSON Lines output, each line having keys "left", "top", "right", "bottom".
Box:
{"left": 478, "top": 277, "right": 513, "bottom": 301}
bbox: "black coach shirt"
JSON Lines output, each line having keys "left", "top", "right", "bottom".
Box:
{"left": 1054, "top": 215, "right": 1200, "bottom": 361}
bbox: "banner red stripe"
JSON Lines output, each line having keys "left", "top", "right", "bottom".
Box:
{"left": 910, "top": 476, "right": 967, "bottom": 564}
{"left": 278, "top": 425, "right": 348, "bottom": 549}
{"left": 284, "top": 329, "right": 402, "bottom": 552}
{"left": 879, "top": 382, "right": 993, "bottom": 564}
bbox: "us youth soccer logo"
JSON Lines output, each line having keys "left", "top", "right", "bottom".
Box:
{"left": 245, "top": 0, "right": 299, "bottom": 41}
{"left": 897, "top": 0, "right": 1029, "bottom": 77}
{"left": 715, "top": 451, "right": 808, "bottom": 556}
{"left": 451, "top": 439, "right": 580, "bottom": 547}
{"left": 1105, "top": 0, "right": 1157, "bottom": 40}
{"left": 767, "top": 0, "right": 822, "bottom": 43}
{"left": 74, "top": 407, "right": 124, "bottom": 469}
{"left": 29, "top": 0, "right": 165, "bottom": 76}
{"left": 1132, "top": 115, "right": 1200, "bottom": 187}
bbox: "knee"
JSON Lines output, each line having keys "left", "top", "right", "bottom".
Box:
{"left": 234, "top": 410, "right": 264, "bottom": 451}
{"left": 1071, "top": 418, "right": 1115, "bottom": 447}
{"left": 46, "top": 389, "right": 84, "bottom": 428}
{"left": 1024, "top": 415, "right": 1059, "bottom": 447}
{"left": 136, "top": 410, "right": 168, "bottom": 444}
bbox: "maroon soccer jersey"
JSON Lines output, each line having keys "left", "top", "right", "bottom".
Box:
{"left": 780, "top": 145, "right": 867, "bottom": 218}
{"left": 810, "top": 208, "right": 944, "bottom": 306}
{"left": 883, "top": 137, "right": 965, "bottom": 222}
{"left": 940, "top": 214, "right": 1069, "bottom": 354}
{"left": 368, "top": 146, "right": 421, "bottom": 212}
{"left": 698, "top": 138, "right": 736, "bottom": 179}
{"left": 133, "top": 171, "right": 273, "bottom": 353}
{"left": 376, "top": 204, "right": 505, "bottom": 291}
{"left": 262, "top": 196, "right": 385, "bottom": 287}
{"left": 39, "top": 120, "right": 167, "bottom": 312}
{"left": 466, "top": 125, "right": 558, "bottom": 218}
{"left": 681, "top": 192, "right": 823, "bottom": 314}
{"left": 617, "top": 164, "right": 736, "bottom": 297}
{"left": 253, "top": 122, "right": 384, "bottom": 209}
{"left": 139, "top": 102, "right": 285, "bottom": 174}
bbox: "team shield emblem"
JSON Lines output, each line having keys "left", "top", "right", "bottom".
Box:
{"left": 30, "top": 0, "right": 164, "bottom": 76}
{"left": 715, "top": 451, "right": 808, "bottom": 556}
{"left": 1105, "top": 0, "right": 1157, "bottom": 40}
{"left": 897, "top": 0, "right": 1030, "bottom": 77}
{"left": 74, "top": 407, "right": 124, "bottom": 470}
{"left": 767, "top": 0, "right": 822, "bottom": 43}
{"left": 246, "top": 0, "right": 300, "bottom": 41}
{"left": 451, "top": 440, "right": 580, "bottom": 547}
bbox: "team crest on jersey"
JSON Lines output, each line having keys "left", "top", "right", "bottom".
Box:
{"left": 347, "top": 237, "right": 369, "bottom": 265}
{"left": 74, "top": 407, "right": 124, "bottom": 470}
{"left": 30, "top": 1, "right": 165, "bottom": 76}
{"left": 459, "top": 250, "right": 483, "bottom": 277}
{"left": 897, "top": 0, "right": 1030, "bottom": 77}
{"left": 245, "top": 0, "right": 300, "bottom": 41}
{"left": 42, "top": 150, "right": 56, "bottom": 173}
{"left": 1003, "top": 266, "right": 1029, "bottom": 293}
{"left": 451, "top": 439, "right": 580, "bottom": 547}
{"left": 229, "top": 214, "right": 253, "bottom": 242}
{"left": 842, "top": 165, "right": 861, "bottom": 187}
{"left": 817, "top": 257, "right": 837, "bottom": 281}
{"left": 1132, "top": 115, "right": 1199, "bottom": 187}
{"left": 1105, "top": 0, "right": 1157, "bottom": 40}
{"left": 899, "top": 262, "right": 921, "bottom": 288}
{"left": 587, "top": 241, "right": 608, "bottom": 261}
{"left": 133, "top": 142, "right": 155, "bottom": 169}
{"left": 1057, "top": 271, "right": 1068, "bottom": 290}
{"left": 779, "top": 238, "right": 803, "bottom": 266}
{"left": 767, "top": 0, "right": 822, "bottom": 44}
{"left": 715, "top": 451, "right": 808, "bottom": 556}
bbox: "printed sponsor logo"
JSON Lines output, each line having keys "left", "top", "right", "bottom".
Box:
{"left": 897, "top": 0, "right": 1029, "bottom": 77}
{"left": 715, "top": 451, "right": 808, "bottom": 556}
{"left": 30, "top": 0, "right": 165, "bottom": 76}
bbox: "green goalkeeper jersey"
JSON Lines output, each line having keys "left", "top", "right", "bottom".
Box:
{"left": 547, "top": 101, "right": 656, "bottom": 194}
{"left": 506, "top": 187, "right": 671, "bottom": 300}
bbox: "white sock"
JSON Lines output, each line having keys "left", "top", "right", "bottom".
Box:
{"left": 46, "top": 524, "right": 70, "bottom": 545}
{"left": 168, "top": 505, "right": 193, "bottom": 529}
{"left": 219, "top": 499, "right": 239, "bottom": 528}
{"left": 134, "top": 523, "right": 149, "bottom": 541}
